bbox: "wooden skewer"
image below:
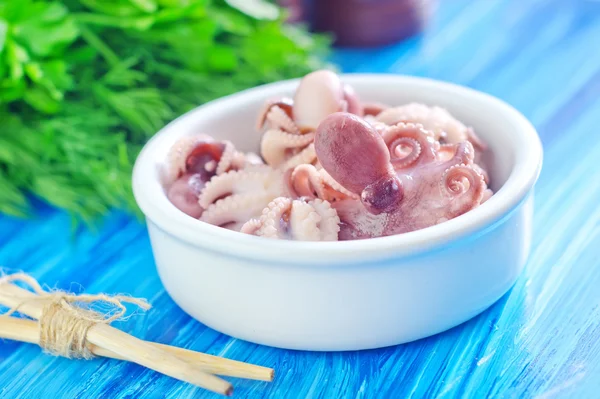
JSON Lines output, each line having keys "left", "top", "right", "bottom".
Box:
{"left": 0, "top": 316, "right": 273, "bottom": 382}
{"left": 0, "top": 284, "right": 235, "bottom": 396}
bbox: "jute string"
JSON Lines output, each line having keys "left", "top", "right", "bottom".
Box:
{"left": 0, "top": 273, "right": 151, "bottom": 359}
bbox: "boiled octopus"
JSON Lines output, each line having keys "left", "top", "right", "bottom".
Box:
{"left": 198, "top": 165, "right": 287, "bottom": 231}
{"left": 366, "top": 102, "right": 490, "bottom": 174}
{"left": 165, "top": 135, "right": 261, "bottom": 218}
{"left": 163, "top": 69, "right": 494, "bottom": 241}
{"left": 257, "top": 70, "right": 362, "bottom": 170}
{"left": 314, "top": 114, "right": 490, "bottom": 240}
{"left": 240, "top": 197, "right": 340, "bottom": 241}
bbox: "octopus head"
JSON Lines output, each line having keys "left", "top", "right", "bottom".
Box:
{"left": 314, "top": 112, "right": 404, "bottom": 215}
{"left": 293, "top": 70, "right": 364, "bottom": 131}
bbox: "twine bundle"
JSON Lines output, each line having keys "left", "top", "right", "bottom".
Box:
{"left": 0, "top": 273, "right": 274, "bottom": 396}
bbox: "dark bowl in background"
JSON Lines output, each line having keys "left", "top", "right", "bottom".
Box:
{"left": 281, "top": 0, "right": 435, "bottom": 47}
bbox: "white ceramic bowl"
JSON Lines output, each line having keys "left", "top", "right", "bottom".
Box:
{"left": 132, "top": 74, "right": 543, "bottom": 351}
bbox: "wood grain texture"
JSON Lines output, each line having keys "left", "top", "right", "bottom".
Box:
{"left": 1, "top": 0, "right": 599, "bottom": 397}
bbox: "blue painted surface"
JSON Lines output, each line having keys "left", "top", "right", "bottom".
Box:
{"left": 1, "top": 0, "right": 600, "bottom": 397}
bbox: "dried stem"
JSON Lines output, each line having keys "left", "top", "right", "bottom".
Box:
{"left": 0, "top": 279, "right": 273, "bottom": 395}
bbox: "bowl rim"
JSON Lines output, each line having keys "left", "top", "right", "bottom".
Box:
{"left": 132, "top": 73, "right": 543, "bottom": 265}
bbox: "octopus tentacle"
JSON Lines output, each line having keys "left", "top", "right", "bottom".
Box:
{"left": 166, "top": 135, "right": 236, "bottom": 218}
{"left": 375, "top": 103, "right": 470, "bottom": 144}
{"left": 255, "top": 197, "right": 293, "bottom": 239}
{"left": 166, "top": 134, "right": 219, "bottom": 182}
{"left": 256, "top": 98, "right": 294, "bottom": 131}
{"left": 288, "top": 201, "right": 322, "bottom": 240}
{"left": 290, "top": 164, "right": 326, "bottom": 199}
{"left": 245, "top": 197, "right": 340, "bottom": 241}
{"left": 440, "top": 164, "right": 485, "bottom": 208}
{"left": 364, "top": 115, "right": 390, "bottom": 135}
{"left": 265, "top": 106, "right": 298, "bottom": 134}
{"left": 437, "top": 143, "right": 457, "bottom": 162}
{"left": 260, "top": 129, "right": 315, "bottom": 167}
{"left": 216, "top": 141, "right": 245, "bottom": 175}
{"left": 381, "top": 123, "right": 436, "bottom": 169}
{"left": 319, "top": 169, "right": 359, "bottom": 200}
{"left": 198, "top": 166, "right": 284, "bottom": 209}
{"left": 295, "top": 199, "right": 340, "bottom": 241}
{"left": 343, "top": 84, "right": 363, "bottom": 116}
{"left": 280, "top": 143, "right": 317, "bottom": 170}
{"left": 472, "top": 163, "right": 490, "bottom": 185}
{"left": 447, "top": 141, "right": 475, "bottom": 167}
{"left": 240, "top": 218, "right": 262, "bottom": 235}
{"left": 200, "top": 192, "right": 277, "bottom": 227}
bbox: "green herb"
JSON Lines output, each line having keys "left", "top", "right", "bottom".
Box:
{"left": 0, "top": 0, "right": 331, "bottom": 223}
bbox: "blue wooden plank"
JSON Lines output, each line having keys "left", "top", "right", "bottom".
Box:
{"left": 2, "top": 0, "right": 600, "bottom": 398}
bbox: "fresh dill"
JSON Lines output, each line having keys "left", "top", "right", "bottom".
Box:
{"left": 0, "top": 0, "right": 330, "bottom": 223}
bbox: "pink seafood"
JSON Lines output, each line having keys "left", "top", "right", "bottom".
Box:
{"left": 366, "top": 102, "right": 491, "bottom": 172}
{"left": 165, "top": 135, "right": 261, "bottom": 218}
{"left": 241, "top": 197, "right": 340, "bottom": 241}
{"left": 163, "top": 69, "right": 495, "bottom": 241}
{"left": 257, "top": 70, "right": 363, "bottom": 169}
{"left": 314, "top": 113, "right": 488, "bottom": 239}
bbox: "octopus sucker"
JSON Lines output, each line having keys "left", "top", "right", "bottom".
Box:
{"left": 256, "top": 197, "right": 293, "bottom": 239}
{"left": 289, "top": 201, "right": 323, "bottom": 241}
{"left": 260, "top": 129, "right": 315, "bottom": 167}
{"left": 319, "top": 168, "right": 359, "bottom": 200}
{"left": 299, "top": 199, "right": 341, "bottom": 241}
{"left": 165, "top": 69, "right": 496, "bottom": 241}
{"left": 364, "top": 115, "right": 390, "bottom": 135}
{"left": 240, "top": 218, "right": 262, "bottom": 235}
{"left": 473, "top": 163, "right": 490, "bottom": 185}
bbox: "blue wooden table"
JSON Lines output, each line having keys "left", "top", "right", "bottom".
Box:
{"left": 2, "top": 0, "right": 600, "bottom": 397}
